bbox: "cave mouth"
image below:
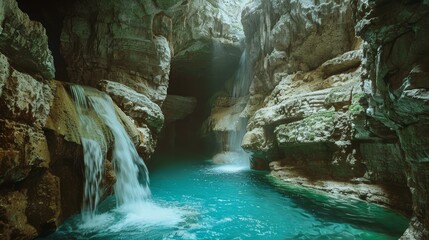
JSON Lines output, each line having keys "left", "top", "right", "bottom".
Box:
{"left": 16, "top": 0, "right": 77, "bottom": 80}
{"left": 158, "top": 41, "right": 243, "bottom": 155}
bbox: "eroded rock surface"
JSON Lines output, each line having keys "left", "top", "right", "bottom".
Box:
{"left": 0, "top": 53, "right": 58, "bottom": 239}
{"left": 227, "top": 0, "right": 413, "bottom": 217}
{"left": 0, "top": 0, "right": 55, "bottom": 79}
{"left": 354, "top": 0, "right": 429, "bottom": 238}
{"left": 61, "top": 0, "right": 172, "bottom": 105}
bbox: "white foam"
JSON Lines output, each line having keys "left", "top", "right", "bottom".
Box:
{"left": 210, "top": 152, "right": 250, "bottom": 173}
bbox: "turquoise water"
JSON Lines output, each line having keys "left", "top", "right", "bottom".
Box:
{"left": 42, "top": 156, "right": 409, "bottom": 240}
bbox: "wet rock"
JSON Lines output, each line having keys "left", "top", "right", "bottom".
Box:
{"left": 98, "top": 80, "right": 164, "bottom": 133}
{"left": 0, "top": 190, "right": 38, "bottom": 240}
{"left": 0, "top": 119, "right": 50, "bottom": 186}
{"left": 25, "top": 171, "right": 61, "bottom": 235}
{"left": 44, "top": 81, "right": 80, "bottom": 144}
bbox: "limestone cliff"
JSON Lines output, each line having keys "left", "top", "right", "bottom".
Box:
{"left": 354, "top": 0, "right": 429, "bottom": 238}
{"left": 206, "top": 0, "right": 429, "bottom": 238}
{"left": 0, "top": 1, "right": 58, "bottom": 238}
{"left": 0, "top": 0, "right": 250, "bottom": 238}
{"left": 206, "top": 0, "right": 414, "bottom": 216}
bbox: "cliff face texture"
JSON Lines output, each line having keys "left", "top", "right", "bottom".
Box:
{"left": 0, "top": 0, "right": 61, "bottom": 238}
{"left": 225, "top": 0, "right": 375, "bottom": 181}
{"left": 354, "top": 0, "right": 429, "bottom": 238}
{"left": 219, "top": 0, "right": 427, "bottom": 238}
{"left": 0, "top": 0, "right": 248, "bottom": 238}
{"left": 2, "top": 0, "right": 429, "bottom": 238}
{"left": 61, "top": 0, "right": 172, "bottom": 105}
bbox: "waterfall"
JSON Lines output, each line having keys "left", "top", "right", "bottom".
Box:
{"left": 213, "top": 50, "right": 251, "bottom": 169}
{"left": 227, "top": 50, "right": 251, "bottom": 155}
{"left": 232, "top": 51, "right": 251, "bottom": 99}
{"left": 70, "top": 85, "right": 150, "bottom": 220}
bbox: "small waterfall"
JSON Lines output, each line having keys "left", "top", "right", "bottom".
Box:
{"left": 70, "top": 85, "right": 150, "bottom": 220}
{"left": 227, "top": 50, "right": 251, "bottom": 156}
{"left": 70, "top": 85, "right": 107, "bottom": 221}
{"left": 232, "top": 51, "right": 251, "bottom": 99}
{"left": 90, "top": 94, "right": 151, "bottom": 205}
{"left": 214, "top": 50, "right": 251, "bottom": 169}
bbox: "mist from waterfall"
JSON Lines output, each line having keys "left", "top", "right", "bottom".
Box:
{"left": 70, "top": 85, "right": 151, "bottom": 221}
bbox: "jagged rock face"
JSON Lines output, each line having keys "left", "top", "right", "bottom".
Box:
{"left": 241, "top": 0, "right": 356, "bottom": 117}
{"left": 0, "top": 3, "right": 60, "bottom": 237}
{"left": 61, "top": 0, "right": 173, "bottom": 105}
{"left": 0, "top": 0, "right": 55, "bottom": 79}
{"left": 236, "top": 0, "right": 411, "bottom": 209}
{"left": 0, "top": 52, "right": 57, "bottom": 238}
{"left": 172, "top": 0, "right": 246, "bottom": 56}
{"left": 238, "top": 0, "right": 362, "bottom": 171}
{"left": 354, "top": 0, "right": 429, "bottom": 238}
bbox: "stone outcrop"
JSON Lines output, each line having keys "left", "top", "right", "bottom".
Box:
{"left": 60, "top": 0, "right": 173, "bottom": 105}
{"left": 241, "top": 0, "right": 356, "bottom": 118}
{"left": 0, "top": 1, "right": 163, "bottom": 238}
{"left": 0, "top": 50, "right": 57, "bottom": 238}
{"left": 161, "top": 95, "right": 197, "bottom": 123}
{"left": 98, "top": 80, "right": 164, "bottom": 158}
{"left": 0, "top": 4, "right": 57, "bottom": 233}
{"left": 353, "top": 0, "right": 429, "bottom": 238}
{"left": 0, "top": 0, "right": 55, "bottom": 79}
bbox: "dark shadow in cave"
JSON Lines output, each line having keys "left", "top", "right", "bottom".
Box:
{"left": 159, "top": 41, "right": 242, "bottom": 155}
{"left": 16, "top": 0, "right": 77, "bottom": 80}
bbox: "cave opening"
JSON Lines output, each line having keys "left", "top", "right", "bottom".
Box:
{"left": 159, "top": 41, "right": 242, "bottom": 155}
{"left": 16, "top": 0, "right": 77, "bottom": 80}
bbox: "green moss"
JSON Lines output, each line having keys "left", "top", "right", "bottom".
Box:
{"left": 352, "top": 93, "right": 366, "bottom": 104}
{"left": 302, "top": 110, "right": 335, "bottom": 124}
{"left": 349, "top": 103, "right": 365, "bottom": 115}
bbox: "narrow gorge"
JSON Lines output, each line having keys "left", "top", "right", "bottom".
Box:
{"left": 0, "top": 0, "right": 428, "bottom": 239}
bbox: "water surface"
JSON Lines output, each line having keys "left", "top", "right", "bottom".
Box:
{"left": 43, "top": 155, "right": 408, "bottom": 240}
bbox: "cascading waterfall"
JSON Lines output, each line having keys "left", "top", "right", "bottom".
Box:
{"left": 70, "top": 85, "right": 107, "bottom": 221}
{"left": 70, "top": 85, "right": 150, "bottom": 220}
{"left": 90, "top": 94, "right": 151, "bottom": 205}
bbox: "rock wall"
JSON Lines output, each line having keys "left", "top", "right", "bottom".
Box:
{"left": 0, "top": 1, "right": 58, "bottom": 238}
{"left": 354, "top": 0, "right": 429, "bottom": 238}
{"left": 159, "top": 0, "right": 248, "bottom": 152}
{"left": 0, "top": 0, "right": 251, "bottom": 238}
{"left": 0, "top": 0, "right": 165, "bottom": 238}
{"left": 214, "top": 0, "right": 414, "bottom": 215}
{"left": 60, "top": 0, "right": 172, "bottom": 105}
